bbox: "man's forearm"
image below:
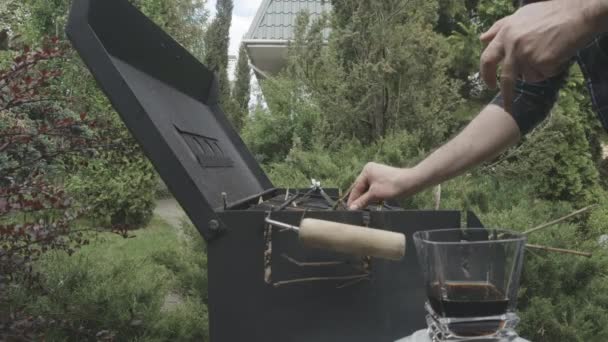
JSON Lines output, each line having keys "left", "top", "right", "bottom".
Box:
{"left": 585, "top": 0, "right": 608, "bottom": 33}
{"left": 408, "top": 105, "right": 520, "bottom": 191}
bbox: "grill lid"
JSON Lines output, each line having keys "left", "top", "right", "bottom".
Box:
{"left": 66, "top": 0, "right": 273, "bottom": 240}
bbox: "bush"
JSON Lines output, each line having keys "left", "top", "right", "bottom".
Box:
{"left": 67, "top": 151, "right": 157, "bottom": 229}
{"left": 525, "top": 110, "right": 601, "bottom": 205}
{"left": 265, "top": 131, "right": 423, "bottom": 191}
{"left": 487, "top": 68, "right": 603, "bottom": 207}
{"left": 0, "top": 40, "right": 103, "bottom": 339}
{"left": 242, "top": 76, "right": 327, "bottom": 164}
{"left": 6, "top": 218, "right": 209, "bottom": 341}
{"left": 478, "top": 191, "right": 608, "bottom": 342}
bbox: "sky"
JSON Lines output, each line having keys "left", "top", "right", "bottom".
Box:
{"left": 206, "top": 0, "right": 264, "bottom": 56}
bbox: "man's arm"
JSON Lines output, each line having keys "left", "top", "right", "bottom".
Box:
{"left": 586, "top": 0, "right": 608, "bottom": 33}
{"left": 409, "top": 105, "right": 519, "bottom": 191}
{"left": 347, "top": 71, "right": 569, "bottom": 210}
{"left": 347, "top": 106, "right": 518, "bottom": 210}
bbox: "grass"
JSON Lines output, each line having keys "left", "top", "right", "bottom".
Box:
{"left": 7, "top": 216, "right": 209, "bottom": 341}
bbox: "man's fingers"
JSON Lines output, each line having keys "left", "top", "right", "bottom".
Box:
{"left": 347, "top": 174, "right": 369, "bottom": 208}
{"left": 480, "top": 17, "right": 508, "bottom": 44}
{"left": 480, "top": 37, "right": 505, "bottom": 90}
{"left": 499, "top": 52, "right": 518, "bottom": 114}
{"left": 349, "top": 192, "right": 374, "bottom": 211}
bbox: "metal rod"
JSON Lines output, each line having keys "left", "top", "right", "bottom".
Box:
{"left": 526, "top": 244, "right": 592, "bottom": 258}
{"left": 276, "top": 191, "right": 301, "bottom": 211}
{"left": 332, "top": 182, "right": 356, "bottom": 210}
{"left": 292, "top": 187, "right": 316, "bottom": 207}
{"left": 318, "top": 188, "right": 337, "bottom": 207}
{"left": 281, "top": 254, "right": 346, "bottom": 267}
{"left": 273, "top": 274, "right": 369, "bottom": 288}
{"left": 224, "top": 188, "right": 277, "bottom": 210}
{"left": 265, "top": 217, "right": 299, "bottom": 232}
{"left": 524, "top": 204, "right": 597, "bottom": 235}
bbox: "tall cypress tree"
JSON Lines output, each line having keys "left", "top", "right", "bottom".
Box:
{"left": 231, "top": 43, "right": 251, "bottom": 131}
{"left": 204, "top": 0, "right": 233, "bottom": 105}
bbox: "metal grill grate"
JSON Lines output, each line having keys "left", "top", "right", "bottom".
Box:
{"left": 246, "top": 181, "right": 402, "bottom": 213}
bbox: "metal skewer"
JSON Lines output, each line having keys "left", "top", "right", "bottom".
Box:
{"left": 265, "top": 217, "right": 299, "bottom": 231}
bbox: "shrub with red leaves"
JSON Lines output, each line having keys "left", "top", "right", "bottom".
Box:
{"left": 0, "top": 38, "right": 108, "bottom": 341}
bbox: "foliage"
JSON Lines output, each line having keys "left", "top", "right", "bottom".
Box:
{"left": 130, "top": 0, "right": 208, "bottom": 60}
{"left": 0, "top": 41, "right": 99, "bottom": 339}
{"left": 475, "top": 0, "right": 515, "bottom": 29}
{"left": 481, "top": 199, "right": 608, "bottom": 342}
{"left": 524, "top": 111, "right": 601, "bottom": 205}
{"left": 5, "top": 218, "right": 209, "bottom": 341}
{"left": 265, "top": 131, "right": 424, "bottom": 191}
{"left": 445, "top": 21, "right": 484, "bottom": 97}
{"left": 435, "top": 0, "right": 470, "bottom": 35}
{"left": 277, "top": 1, "right": 462, "bottom": 145}
{"left": 231, "top": 43, "right": 251, "bottom": 132}
{"left": 23, "top": 0, "right": 71, "bottom": 40}
{"left": 0, "top": 0, "right": 29, "bottom": 46}
{"left": 0, "top": 41, "right": 94, "bottom": 180}
{"left": 66, "top": 150, "right": 157, "bottom": 229}
{"left": 20, "top": 0, "right": 207, "bottom": 59}
{"left": 204, "top": 0, "right": 233, "bottom": 106}
{"left": 242, "top": 76, "right": 327, "bottom": 164}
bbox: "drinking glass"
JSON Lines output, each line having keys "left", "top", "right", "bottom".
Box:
{"left": 412, "top": 228, "right": 527, "bottom": 341}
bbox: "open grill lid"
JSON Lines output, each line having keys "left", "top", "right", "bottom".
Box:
{"left": 66, "top": 0, "right": 273, "bottom": 241}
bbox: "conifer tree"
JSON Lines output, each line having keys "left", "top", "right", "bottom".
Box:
{"left": 231, "top": 43, "right": 251, "bottom": 131}
{"left": 204, "top": 0, "right": 233, "bottom": 105}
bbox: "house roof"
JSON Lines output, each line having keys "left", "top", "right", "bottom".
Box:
{"left": 245, "top": 0, "right": 331, "bottom": 41}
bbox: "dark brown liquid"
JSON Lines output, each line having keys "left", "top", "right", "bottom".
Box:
{"left": 428, "top": 282, "right": 510, "bottom": 337}
{"left": 428, "top": 282, "right": 509, "bottom": 318}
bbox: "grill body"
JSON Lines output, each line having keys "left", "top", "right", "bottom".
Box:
{"left": 207, "top": 189, "right": 482, "bottom": 341}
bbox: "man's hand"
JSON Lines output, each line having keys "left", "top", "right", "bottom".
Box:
{"left": 479, "top": 0, "right": 608, "bottom": 113}
{"left": 347, "top": 163, "right": 423, "bottom": 210}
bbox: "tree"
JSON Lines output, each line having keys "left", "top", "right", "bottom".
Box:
{"left": 204, "top": 0, "right": 233, "bottom": 105}
{"left": 131, "top": 0, "right": 208, "bottom": 60}
{"left": 0, "top": 0, "right": 29, "bottom": 51}
{"left": 231, "top": 43, "right": 251, "bottom": 131}
{"left": 284, "top": 0, "right": 462, "bottom": 146}
{"left": 20, "top": 0, "right": 207, "bottom": 58}
{"left": 0, "top": 30, "right": 8, "bottom": 51}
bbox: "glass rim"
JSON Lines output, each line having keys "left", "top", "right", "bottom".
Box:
{"left": 413, "top": 228, "right": 527, "bottom": 245}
